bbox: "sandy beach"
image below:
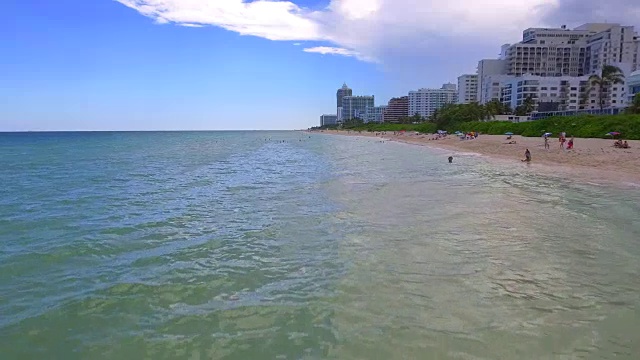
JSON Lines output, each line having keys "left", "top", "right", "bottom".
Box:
{"left": 316, "top": 130, "right": 640, "bottom": 187}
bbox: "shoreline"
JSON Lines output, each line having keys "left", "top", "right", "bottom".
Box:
{"left": 312, "top": 130, "right": 640, "bottom": 188}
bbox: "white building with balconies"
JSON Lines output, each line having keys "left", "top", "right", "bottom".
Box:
{"left": 408, "top": 83, "right": 457, "bottom": 118}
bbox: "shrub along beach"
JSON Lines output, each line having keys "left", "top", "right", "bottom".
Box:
{"left": 317, "top": 114, "right": 640, "bottom": 140}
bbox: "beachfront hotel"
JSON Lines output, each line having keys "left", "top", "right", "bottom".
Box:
{"left": 342, "top": 95, "right": 375, "bottom": 121}
{"left": 501, "top": 23, "right": 640, "bottom": 78}
{"left": 457, "top": 74, "right": 478, "bottom": 104}
{"left": 320, "top": 114, "right": 338, "bottom": 127}
{"left": 500, "top": 74, "right": 628, "bottom": 112}
{"left": 408, "top": 83, "right": 458, "bottom": 118}
{"left": 383, "top": 96, "right": 409, "bottom": 123}
{"left": 467, "top": 22, "right": 640, "bottom": 115}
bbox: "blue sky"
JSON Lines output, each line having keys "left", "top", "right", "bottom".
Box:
{"left": 2, "top": 0, "right": 638, "bottom": 130}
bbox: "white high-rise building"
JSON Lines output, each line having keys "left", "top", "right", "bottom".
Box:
{"left": 408, "top": 83, "right": 458, "bottom": 118}
{"left": 457, "top": 74, "right": 478, "bottom": 104}
{"left": 342, "top": 95, "right": 374, "bottom": 120}
{"left": 477, "top": 59, "right": 508, "bottom": 104}
{"left": 500, "top": 74, "right": 628, "bottom": 112}
{"left": 501, "top": 24, "right": 640, "bottom": 78}
{"left": 471, "top": 23, "right": 640, "bottom": 110}
{"left": 582, "top": 24, "right": 639, "bottom": 74}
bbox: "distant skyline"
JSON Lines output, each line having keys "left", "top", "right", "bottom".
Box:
{"left": 2, "top": 0, "right": 640, "bottom": 131}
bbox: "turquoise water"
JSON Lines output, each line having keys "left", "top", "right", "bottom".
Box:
{"left": 1, "top": 131, "right": 639, "bottom": 359}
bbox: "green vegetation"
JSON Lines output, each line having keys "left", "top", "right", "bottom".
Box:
{"left": 341, "top": 122, "right": 437, "bottom": 133}
{"left": 456, "top": 114, "right": 640, "bottom": 140}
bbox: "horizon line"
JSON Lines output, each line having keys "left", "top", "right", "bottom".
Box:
{"left": 0, "top": 129, "right": 308, "bottom": 133}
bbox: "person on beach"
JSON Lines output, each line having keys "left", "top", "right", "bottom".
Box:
{"left": 559, "top": 136, "right": 565, "bottom": 149}
{"left": 522, "top": 149, "right": 531, "bottom": 162}
{"left": 544, "top": 136, "right": 549, "bottom": 150}
{"left": 567, "top": 136, "right": 574, "bottom": 150}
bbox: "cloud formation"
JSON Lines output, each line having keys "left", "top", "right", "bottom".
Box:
{"left": 303, "top": 46, "right": 373, "bottom": 62}
{"left": 116, "top": 0, "right": 640, "bottom": 83}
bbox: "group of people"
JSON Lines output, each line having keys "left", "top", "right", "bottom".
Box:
{"left": 543, "top": 132, "right": 573, "bottom": 150}
{"left": 614, "top": 139, "right": 631, "bottom": 148}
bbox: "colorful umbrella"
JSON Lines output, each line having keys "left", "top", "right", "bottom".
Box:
{"left": 505, "top": 132, "right": 514, "bottom": 135}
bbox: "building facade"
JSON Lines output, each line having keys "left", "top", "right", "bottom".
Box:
{"left": 364, "top": 106, "right": 387, "bottom": 123}
{"left": 383, "top": 96, "right": 409, "bottom": 123}
{"left": 320, "top": 114, "right": 338, "bottom": 127}
{"left": 342, "top": 95, "right": 374, "bottom": 120}
{"left": 628, "top": 70, "right": 640, "bottom": 103}
{"left": 408, "top": 84, "right": 457, "bottom": 118}
{"left": 477, "top": 59, "right": 507, "bottom": 103}
{"left": 457, "top": 74, "right": 478, "bottom": 104}
{"left": 499, "top": 24, "right": 640, "bottom": 79}
{"left": 583, "top": 24, "right": 639, "bottom": 74}
{"left": 500, "top": 74, "right": 628, "bottom": 112}
{"left": 336, "top": 83, "right": 352, "bottom": 122}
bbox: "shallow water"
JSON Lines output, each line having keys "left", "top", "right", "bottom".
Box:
{"left": 1, "top": 132, "right": 639, "bottom": 359}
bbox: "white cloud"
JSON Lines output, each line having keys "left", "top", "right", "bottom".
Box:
{"left": 303, "top": 46, "right": 375, "bottom": 62}
{"left": 115, "top": 0, "right": 326, "bottom": 41}
{"left": 115, "top": 0, "right": 640, "bottom": 71}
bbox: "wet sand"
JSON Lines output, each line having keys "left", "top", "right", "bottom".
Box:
{"left": 315, "top": 130, "right": 640, "bottom": 187}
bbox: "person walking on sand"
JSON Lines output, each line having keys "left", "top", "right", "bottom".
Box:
{"left": 522, "top": 149, "right": 531, "bottom": 162}
{"left": 544, "top": 136, "right": 549, "bottom": 150}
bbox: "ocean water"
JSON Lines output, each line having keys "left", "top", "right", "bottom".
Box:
{"left": 1, "top": 131, "right": 639, "bottom": 359}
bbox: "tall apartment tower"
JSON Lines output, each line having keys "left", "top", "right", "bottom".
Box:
{"left": 342, "top": 96, "right": 374, "bottom": 120}
{"left": 336, "top": 83, "right": 352, "bottom": 122}
{"left": 457, "top": 74, "right": 478, "bottom": 104}
{"left": 408, "top": 84, "right": 458, "bottom": 118}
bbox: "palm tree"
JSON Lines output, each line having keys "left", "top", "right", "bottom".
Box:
{"left": 484, "top": 100, "right": 502, "bottom": 120}
{"left": 588, "top": 65, "right": 625, "bottom": 111}
{"left": 523, "top": 95, "right": 535, "bottom": 114}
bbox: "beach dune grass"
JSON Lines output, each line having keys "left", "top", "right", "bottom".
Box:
{"left": 457, "top": 114, "right": 640, "bottom": 139}
{"left": 321, "top": 114, "right": 640, "bottom": 140}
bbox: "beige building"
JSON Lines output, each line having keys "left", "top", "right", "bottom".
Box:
{"left": 477, "top": 59, "right": 507, "bottom": 103}
{"left": 457, "top": 74, "right": 478, "bottom": 104}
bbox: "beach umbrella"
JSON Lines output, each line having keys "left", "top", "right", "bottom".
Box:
{"left": 607, "top": 131, "right": 621, "bottom": 136}
{"left": 505, "top": 132, "right": 514, "bottom": 135}
{"left": 543, "top": 132, "right": 552, "bottom": 137}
